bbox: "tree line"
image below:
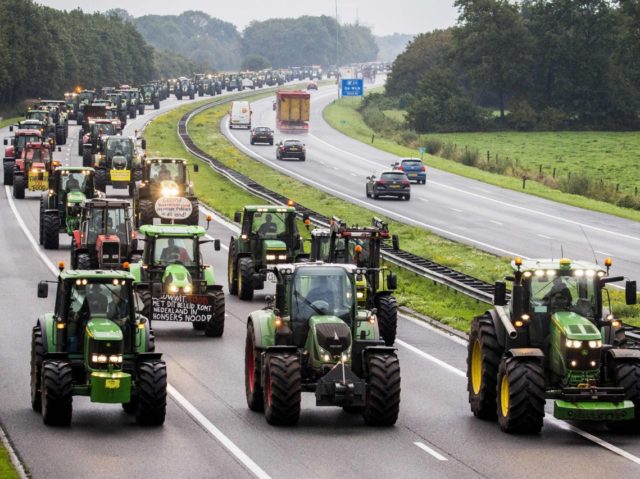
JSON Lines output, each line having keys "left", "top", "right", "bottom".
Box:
{"left": 385, "top": 0, "right": 640, "bottom": 132}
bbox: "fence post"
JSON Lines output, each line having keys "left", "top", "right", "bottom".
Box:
{"left": 487, "top": 151, "right": 490, "bottom": 162}
{"left": 539, "top": 164, "right": 542, "bottom": 176}
{"left": 522, "top": 176, "right": 527, "bottom": 189}
{"left": 553, "top": 167, "right": 556, "bottom": 178}
{"left": 616, "top": 183, "right": 620, "bottom": 192}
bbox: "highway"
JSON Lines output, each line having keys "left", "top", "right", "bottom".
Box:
{"left": 1, "top": 90, "right": 640, "bottom": 478}
{"left": 223, "top": 83, "right": 640, "bottom": 285}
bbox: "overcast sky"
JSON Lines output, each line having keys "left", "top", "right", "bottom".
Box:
{"left": 36, "top": 1, "right": 459, "bottom": 36}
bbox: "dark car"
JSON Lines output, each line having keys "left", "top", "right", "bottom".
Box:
{"left": 366, "top": 171, "right": 411, "bottom": 200}
{"left": 250, "top": 126, "right": 274, "bottom": 145}
{"left": 276, "top": 139, "right": 306, "bottom": 161}
{"left": 396, "top": 157, "right": 426, "bottom": 184}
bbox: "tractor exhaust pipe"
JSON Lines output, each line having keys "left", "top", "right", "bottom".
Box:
{"left": 496, "top": 306, "right": 518, "bottom": 339}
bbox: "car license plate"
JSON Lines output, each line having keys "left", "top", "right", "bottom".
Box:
{"left": 267, "top": 272, "right": 277, "bottom": 282}
{"left": 409, "top": 173, "right": 417, "bottom": 177}
{"left": 290, "top": 148, "right": 298, "bottom": 151}
{"left": 105, "top": 379, "right": 120, "bottom": 389}
{"left": 390, "top": 184, "right": 400, "bottom": 188}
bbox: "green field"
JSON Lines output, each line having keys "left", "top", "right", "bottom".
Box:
{"left": 0, "top": 117, "right": 20, "bottom": 129}
{"left": 0, "top": 443, "right": 20, "bottom": 479}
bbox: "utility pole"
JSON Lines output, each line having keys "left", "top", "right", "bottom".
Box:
{"left": 336, "top": 0, "right": 340, "bottom": 100}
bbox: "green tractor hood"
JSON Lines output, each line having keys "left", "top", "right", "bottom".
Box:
{"left": 163, "top": 263, "right": 192, "bottom": 288}
{"left": 67, "top": 190, "right": 86, "bottom": 204}
{"left": 306, "top": 315, "right": 352, "bottom": 369}
{"left": 553, "top": 311, "right": 601, "bottom": 340}
{"left": 264, "top": 239, "right": 287, "bottom": 250}
{"left": 85, "top": 318, "right": 123, "bottom": 342}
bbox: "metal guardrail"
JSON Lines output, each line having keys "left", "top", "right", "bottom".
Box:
{"left": 174, "top": 94, "right": 640, "bottom": 343}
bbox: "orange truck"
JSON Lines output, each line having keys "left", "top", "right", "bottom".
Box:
{"left": 276, "top": 90, "right": 310, "bottom": 133}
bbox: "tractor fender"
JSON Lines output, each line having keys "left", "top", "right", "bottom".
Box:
{"left": 248, "top": 311, "right": 277, "bottom": 349}
{"left": 203, "top": 265, "right": 216, "bottom": 285}
{"left": 3, "top": 156, "right": 14, "bottom": 163}
{"left": 206, "top": 284, "right": 223, "bottom": 292}
{"left": 129, "top": 262, "right": 143, "bottom": 282}
{"left": 505, "top": 348, "right": 544, "bottom": 361}
{"left": 36, "top": 316, "right": 52, "bottom": 353}
{"left": 607, "top": 348, "right": 640, "bottom": 361}
{"left": 72, "top": 230, "right": 82, "bottom": 247}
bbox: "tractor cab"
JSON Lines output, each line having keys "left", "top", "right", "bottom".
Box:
{"left": 93, "top": 136, "right": 143, "bottom": 194}
{"left": 51, "top": 167, "right": 95, "bottom": 199}
{"left": 73, "top": 199, "right": 138, "bottom": 270}
{"left": 12, "top": 142, "right": 58, "bottom": 198}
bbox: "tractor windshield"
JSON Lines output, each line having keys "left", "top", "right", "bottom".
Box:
{"left": 60, "top": 171, "right": 89, "bottom": 193}
{"left": 86, "top": 207, "right": 129, "bottom": 244}
{"left": 27, "top": 111, "right": 48, "bottom": 122}
{"left": 68, "top": 280, "right": 131, "bottom": 328}
{"left": 290, "top": 267, "right": 354, "bottom": 323}
{"left": 153, "top": 237, "right": 196, "bottom": 267}
{"left": 529, "top": 274, "right": 597, "bottom": 319}
{"left": 24, "top": 148, "right": 51, "bottom": 162}
{"left": 106, "top": 138, "right": 132, "bottom": 158}
{"left": 91, "top": 123, "right": 116, "bottom": 136}
{"left": 16, "top": 135, "right": 40, "bottom": 149}
{"left": 149, "top": 162, "right": 185, "bottom": 183}
{"left": 251, "top": 211, "right": 295, "bottom": 238}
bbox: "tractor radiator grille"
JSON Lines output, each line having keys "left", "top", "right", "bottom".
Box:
{"left": 315, "top": 322, "right": 351, "bottom": 354}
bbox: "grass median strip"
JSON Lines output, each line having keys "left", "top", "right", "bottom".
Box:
{"left": 144, "top": 93, "right": 639, "bottom": 330}
{"left": 0, "top": 443, "right": 20, "bottom": 479}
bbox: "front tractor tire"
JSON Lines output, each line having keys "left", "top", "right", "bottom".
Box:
{"left": 138, "top": 199, "right": 154, "bottom": 228}
{"left": 42, "top": 212, "right": 60, "bottom": 250}
{"left": 204, "top": 289, "right": 225, "bottom": 337}
{"left": 467, "top": 314, "right": 501, "bottom": 420}
{"left": 238, "top": 257, "right": 254, "bottom": 301}
{"left": 607, "top": 360, "right": 640, "bottom": 432}
{"left": 227, "top": 241, "right": 238, "bottom": 295}
{"left": 31, "top": 325, "right": 45, "bottom": 412}
{"left": 363, "top": 352, "right": 401, "bottom": 426}
{"left": 135, "top": 360, "right": 167, "bottom": 426}
{"left": 41, "top": 360, "right": 73, "bottom": 426}
{"left": 3, "top": 161, "right": 14, "bottom": 186}
{"left": 245, "top": 322, "right": 264, "bottom": 412}
{"left": 13, "top": 174, "right": 25, "bottom": 199}
{"left": 263, "top": 353, "right": 301, "bottom": 426}
{"left": 376, "top": 295, "right": 398, "bottom": 346}
{"left": 497, "top": 356, "right": 545, "bottom": 434}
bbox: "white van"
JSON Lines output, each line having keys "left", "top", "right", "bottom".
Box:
{"left": 229, "top": 101, "right": 252, "bottom": 129}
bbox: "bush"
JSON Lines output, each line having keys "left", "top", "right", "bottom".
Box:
{"left": 538, "top": 107, "right": 568, "bottom": 130}
{"left": 508, "top": 100, "right": 537, "bottom": 131}
{"left": 459, "top": 149, "right": 479, "bottom": 166}
{"left": 396, "top": 130, "right": 419, "bottom": 148}
{"left": 425, "top": 138, "right": 443, "bottom": 155}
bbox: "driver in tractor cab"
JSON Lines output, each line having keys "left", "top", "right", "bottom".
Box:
{"left": 305, "top": 275, "right": 335, "bottom": 314}
{"left": 352, "top": 241, "right": 370, "bottom": 268}
{"left": 66, "top": 174, "right": 81, "bottom": 192}
{"left": 156, "top": 164, "right": 171, "bottom": 181}
{"left": 257, "top": 213, "right": 277, "bottom": 237}
{"left": 544, "top": 276, "right": 573, "bottom": 313}
{"left": 160, "top": 238, "right": 191, "bottom": 263}
{"left": 107, "top": 290, "right": 130, "bottom": 325}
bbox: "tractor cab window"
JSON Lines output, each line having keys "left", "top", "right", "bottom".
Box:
{"left": 16, "top": 135, "right": 39, "bottom": 149}
{"left": 529, "top": 275, "right": 597, "bottom": 318}
{"left": 25, "top": 148, "right": 50, "bottom": 162}
{"left": 60, "top": 172, "right": 88, "bottom": 193}
{"left": 251, "top": 211, "right": 293, "bottom": 238}
{"left": 92, "top": 123, "right": 115, "bottom": 136}
{"left": 107, "top": 139, "right": 132, "bottom": 158}
{"left": 153, "top": 237, "right": 196, "bottom": 267}
{"left": 290, "top": 267, "right": 354, "bottom": 326}
{"left": 150, "top": 162, "right": 185, "bottom": 182}
{"left": 85, "top": 207, "right": 127, "bottom": 244}
{"left": 27, "top": 111, "right": 47, "bottom": 122}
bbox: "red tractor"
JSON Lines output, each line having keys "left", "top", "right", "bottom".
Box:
{"left": 3, "top": 128, "right": 43, "bottom": 185}
{"left": 12, "top": 142, "right": 60, "bottom": 199}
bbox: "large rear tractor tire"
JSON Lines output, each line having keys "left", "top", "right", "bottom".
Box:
{"left": 227, "top": 241, "right": 238, "bottom": 295}
{"left": 376, "top": 294, "right": 398, "bottom": 346}
{"left": 82, "top": 147, "right": 92, "bottom": 167}
{"left": 42, "top": 212, "right": 60, "bottom": 250}
{"left": 263, "top": 353, "right": 301, "bottom": 426}
{"left": 607, "top": 360, "right": 640, "bottom": 433}
{"left": 363, "top": 352, "right": 401, "bottom": 426}
{"left": 41, "top": 360, "right": 73, "bottom": 426}
{"left": 13, "top": 174, "right": 25, "bottom": 199}
{"left": 497, "top": 356, "right": 545, "bottom": 434}
{"left": 31, "top": 325, "right": 45, "bottom": 412}
{"left": 129, "top": 106, "right": 137, "bottom": 119}
{"left": 204, "top": 289, "right": 225, "bottom": 337}
{"left": 135, "top": 360, "right": 167, "bottom": 426}
{"left": 238, "top": 257, "right": 254, "bottom": 301}
{"left": 139, "top": 290, "right": 152, "bottom": 322}
{"left": 138, "top": 199, "right": 154, "bottom": 227}
{"left": 185, "top": 198, "right": 199, "bottom": 225}
{"left": 94, "top": 169, "right": 108, "bottom": 193}
{"left": 77, "top": 253, "right": 94, "bottom": 270}
{"left": 39, "top": 197, "right": 45, "bottom": 245}
{"left": 3, "top": 161, "right": 14, "bottom": 186}
{"left": 467, "top": 314, "right": 501, "bottom": 420}
{"left": 56, "top": 127, "right": 66, "bottom": 145}
{"left": 245, "top": 322, "right": 264, "bottom": 412}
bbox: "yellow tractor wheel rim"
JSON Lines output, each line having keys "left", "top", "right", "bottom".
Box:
{"left": 238, "top": 264, "right": 242, "bottom": 291}
{"left": 500, "top": 374, "right": 510, "bottom": 418}
{"left": 471, "top": 340, "right": 482, "bottom": 395}
{"left": 228, "top": 259, "right": 233, "bottom": 285}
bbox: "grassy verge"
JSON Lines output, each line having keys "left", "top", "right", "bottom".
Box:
{"left": 0, "top": 443, "right": 20, "bottom": 479}
{"left": 324, "top": 99, "right": 640, "bottom": 223}
{"left": 0, "top": 117, "right": 20, "bottom": 129}
{"left": 144, "top": 92, "right": 640, "bottom": 330}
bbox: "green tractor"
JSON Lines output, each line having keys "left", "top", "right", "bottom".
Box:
{"left": 92, "top": 135, "right": 145, "bottom": 196}
{"left": 40, "top": 166, "right": 100, "bottom": 249}
{"left": 467, "top": 257, "right": 640, "bottom": 433}
{"left": 71, "top": 198, "right": 141, "bottom": 270}
{"left": 133, "top": 158, "right": 199, "bottom": 227}
{"left": 228, "top": 205, "right": 307, "bottom": 300}
{"left": 130, "top": 224, "right": 225, "bottom": 337}
{"left": 245, "top": 263, "right": 401, "bottom": 426}
{"left": 33, "top": 268, "right": 165, "bottom": 426}
{"left": 141, "top": 84, "right": 161, "bottom": 110}
{"left": 310, "top": 217, "right": 399, "bottom": 345}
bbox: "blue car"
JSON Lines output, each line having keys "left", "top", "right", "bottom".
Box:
{"left": 397, "top": 158, "right": 426, "bottom": 184}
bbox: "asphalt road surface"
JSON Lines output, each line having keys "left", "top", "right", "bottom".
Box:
{"left": 223, "top": 82, "right": 640, "bottom": 286}
{"left": 1, "top": 89, "right": 640, "bottom": 479}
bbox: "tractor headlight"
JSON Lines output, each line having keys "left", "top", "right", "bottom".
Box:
{"left": 169, "top": 283, "right": 179, "bottom": 293}
{"left": 109, "top": 354, "right": 123, "bottom": 364}
{"left": 161, "top": 186, "right": 178, "bottom": 197}
{"left": 356, "top": 291, "right": 364, "bottom": 299}
{"left": 565, "top": 339, "right": 583, "bottom": 349}
{"left": 92, "top": 354, "right": 108, "bottom": 364}
{"left": 266, "top": 254, "right": 276, "bottom": 261}
{"left": 278, "top": 254, "right": 287, "bottom": 261}
{"left": 588, "top": 340, "right": 602, "bottom": 348}
{"left": 183, "top": 284, "right": 192, "bottom": 294}
{"left": 322, "top": 353, "right": 331, "bottom": 362}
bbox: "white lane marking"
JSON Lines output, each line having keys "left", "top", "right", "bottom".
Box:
{"left": 489, "top": 220, "right": 503, "bottom": 226}
{"left": 450, "top": 208, "right": 462, "bottom": 213}
{"left": 307, "top": 108, "right": 640, "bottom": 243}
{"left": 168, "top": 385, "right": 271, "bottom": 479}
{"left": 395, "top": 336, "right": 640, "bottom": 465}
{"left": 419, "top": 198, "right": 429, "bottom": 203}
{"left": 537, "top": 234, "right": 553, "bottom": 240}
{"left": 596, "top": 251, "right": 613, "bottom": 257}
{"left": 223, "top": 122, "right": 526, "bottom": 258}
{"left": 413, "top": 442, "right": 448, "bottom": 462}
{"left": 5, "top": 186, "right": 270, "bottom": 479}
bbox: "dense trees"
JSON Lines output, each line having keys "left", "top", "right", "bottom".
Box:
{"left": 386, "top": 0, "right": 640, "bottom": 132}
{"left": 0, "top": 0, "right": 155, "bottom": 106}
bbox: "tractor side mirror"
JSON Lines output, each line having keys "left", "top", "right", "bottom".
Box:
{"left": 275, "top": 283, "right": 286, "bottom": 308}
{"left": 9, "top": 126, "right": 13, "bottom": 132}
{"left": 141, "top": 139, "right": 147, "bottom": 149}
{"left": 511, "top": 283, "right": 524, "bottom": 318}
{"left": 3, "top": 139, "right": 6, "bottom": 145}
{"left": 151, "top": 282, "right": 163, "bottom": 297}
{"left": 214, "top": 239, "right": 220, "bottom": 251}
{"left": 387, "top": 273, "right": 397, "bottom": 290}
{"left": 494, "top": 281, "right": 507, "bottom": 306}
{"left": 234, "top": 211, "right": 242, "bottom": 223}
{"left": 37, "top": 281, "right": 49, "bottom": 298}
{"left": 392, "top": 234, "right": 400, "bottom": 251}
{"left": 193, "top": 164, "right": 199, "bottom": 173}
{"left": 57, "top": 147, "right": 61, "bottom": 152}
{"left": 626, "top": 280, "right": 637, "bottom": 305}
{"left": 265, "top": 295, "right": 274, "bottom": 308}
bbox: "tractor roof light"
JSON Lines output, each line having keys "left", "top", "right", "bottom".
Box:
{"left": 546, "top": 270, "right": 556, "bottom": 277}
{"left": 560, "top": 258, "right": 571, "bottom": 269}
{"left": 574, "top": 269, "right": 585, "bottom": 277}
{"left": 534, "top": 270, "right": 544, "bottom": 277}
{"left": 58, "top": 261, "right": 65, "bottom": 271}
{"left": 604, "top": 257, "right": 613, "bottom": 267}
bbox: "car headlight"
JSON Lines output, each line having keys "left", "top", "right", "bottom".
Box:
{"left": 565, "top": 339, "right": 583, "bottom": 349}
